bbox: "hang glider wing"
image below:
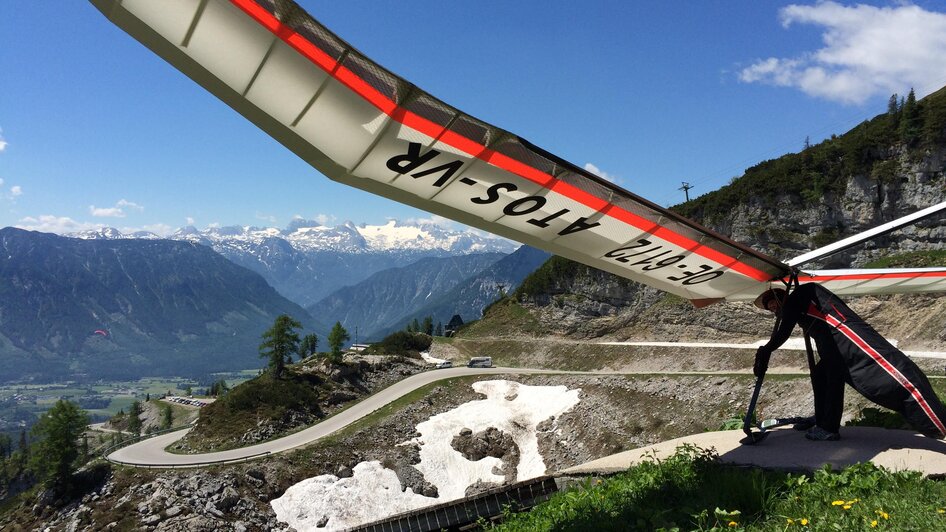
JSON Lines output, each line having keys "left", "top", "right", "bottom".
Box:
{"left": 796, "top": 268, "right": 946, "bottom": 297}
{"left": 89, "top": 0, "right": 790, "bottom": 303}
{"left": 90, "top": 0, "right": 946, "bottom": 306}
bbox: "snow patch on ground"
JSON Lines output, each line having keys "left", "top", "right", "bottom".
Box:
{"left": 419, "top": 351, "right": 448, "bottom": 365}
{"left": 270, "top": 461, "right": 434, "bottom": 531}
{"left": 271, "top": 380, "right": 580, "bottom": 531}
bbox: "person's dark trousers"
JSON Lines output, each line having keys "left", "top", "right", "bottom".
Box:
{"left": 812, "top": 353, "right": 847, "bottom": 433}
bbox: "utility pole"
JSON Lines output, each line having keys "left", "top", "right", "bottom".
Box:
{"left": 679, "top": 182, "right": 693, "bottom": 202}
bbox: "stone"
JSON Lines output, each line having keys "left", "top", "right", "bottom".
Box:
{"left": 165, "top": 505, "right": 184, "bottom": 518}
{"left": 215, "top": 487, "right": 240, "bottom": 511}
{"left": 141, "top": 514, "right": 162, "bottom": 525}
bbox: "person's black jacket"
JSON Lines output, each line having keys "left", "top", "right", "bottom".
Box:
{"left": 755, "top": 283, "right": 946, "bottom": 438}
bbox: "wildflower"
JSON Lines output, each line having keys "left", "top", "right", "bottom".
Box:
{"left": 728, "top": 521, "right": 738, "bottom": 528}
{"left": 871, "top": 520, "right": 878, "bottom": 528}
{"left": 800, "top": 518, "right": 808, "bottom": 526}
{"left": 843, "top": 505, "right": 852, "bottom": 510}
{"left": 832, "top": 500, "right": 845, "bottom": 506}
{"left": 876, "top": 510, "right": 889, "bottom": 520}
{"left": 938, "top": 508, "right": 945, "bottom": 514}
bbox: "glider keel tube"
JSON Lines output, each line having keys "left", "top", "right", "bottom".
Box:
{"left": 90, "top": 0, "right": 789, "bottom": 303}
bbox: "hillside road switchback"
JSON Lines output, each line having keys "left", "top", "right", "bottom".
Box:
{"left": 108, "top": 341, "right": 946, "bottom": 474}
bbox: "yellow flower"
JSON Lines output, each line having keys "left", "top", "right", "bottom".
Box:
{"left": 843, "top": 505, "right": 852, "bottom": 510}
{"left": 938, "top": 509, "right": 945, "bottom": 514}
{"left": 800, "top": 518, "right": 809, "bottom": 526}
{"left": 728, "top": 521, "right": 738, "bottom": 528}
{"left": 871, "top": 520, "right": 878, "bottom": 528}
{"left": 832, "top": 500, "right": 845, "bottom": 506}
{"left": 786, "top": 518, "right": 795, "bottom": 525}
{"left": 876, "top": 510, "right": 889, "bottom": 519}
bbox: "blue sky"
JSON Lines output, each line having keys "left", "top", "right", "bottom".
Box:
{"left": 2, "top": 1, "right": 946, "bottom": 235}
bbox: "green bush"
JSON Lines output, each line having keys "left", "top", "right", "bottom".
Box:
{"left": 369, "top": 331, "right": 432, "bottom": 358}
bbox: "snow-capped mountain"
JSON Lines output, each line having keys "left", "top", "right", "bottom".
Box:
{"left": 160, "top": 219, "right": 515, "bottom": 254}
{"left": 69, "top": 220, "right": 518, "bottom": 307}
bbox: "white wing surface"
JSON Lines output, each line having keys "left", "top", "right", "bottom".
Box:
{"left": 797, "top": 268, "right": 946, "bottom": 297}
{"left": 91, "top": 1, "right": 946, "bottom": 305}
{"left": 89, "top": 0, "right": 789, "bottom": 304}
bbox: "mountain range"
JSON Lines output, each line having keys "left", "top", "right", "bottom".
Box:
{"left": 0, "top": 227, "right": 322, "bottom": 381}
{"left": 308, "top": 245, "right": 550, "bottom": 340}
{"left": 72, "top": 220, "right": 518, "bottom": 307}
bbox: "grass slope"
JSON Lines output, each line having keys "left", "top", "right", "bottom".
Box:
{"left": 492, "top": 445, "right": 946, "bottom": 531}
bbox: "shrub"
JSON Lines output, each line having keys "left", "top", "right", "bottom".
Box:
{"left": 370, "top": 331, "right": 432, "bottom": 358}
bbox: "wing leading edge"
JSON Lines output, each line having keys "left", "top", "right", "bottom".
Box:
{"left": 89, "top": 0, "right": 789, "bottom": 303}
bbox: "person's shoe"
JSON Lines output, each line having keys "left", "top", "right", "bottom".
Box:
{"left": 805, "top": 426, "right": 840, "bottom": 441}
{"left": 793, "top": 416, "right": 816, "bottom": 431}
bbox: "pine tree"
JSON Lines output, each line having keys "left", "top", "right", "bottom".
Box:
{"left": 18, "top": 430, "right": 28, "bottom": 461}
{"left": 259, "top": 314, "right": 302, "bottom": 378}
{"left": 300, "top": 333, "right": 319, "bottom": 358}
{"left": 900, "top": 88, "right": 921, "bottom": 146}
{"left": 161, "top": 404, "right": 174, "bottom": 429}
{"left": 327, "top": 322, "right": 351, "bottom": 363}
{"left": 29, "top": 399, "right": 88, "bottom": 490}
{"left": 435, "top": 322, "right": 443, "bottom": 336}
{"left": 127, "top": 400, "right": 143, "bottom": 435}
{"left": 422, "top": 316, "right": 434, "bottom": 335}
{"left": 887, "top": 93, "right": 900, "bottom": 115}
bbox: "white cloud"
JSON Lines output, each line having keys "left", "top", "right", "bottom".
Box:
{"left": 89, "top": 198, "right": 144, "bottom": 218}
{"left": 0, "top": 178, "right": 4, "bottom": 186}
{"left": 739, "top": 2, "right": 946, "bottom": 104}
{"left": 0, "top": 128, "right": 7, "bottom": 152}
{"left": 117, "top": 199, "right": 144, "bottom": 211}
{"left": 16, "top": 215, "right": 103, "bottom": 234}
{"left": 186, "top": 217, "right": 195, "bottom": 225}
{"left": 89, "top": 205, "right": 125, "bottom": 218}
{"left": 9, "top": 185, "right": 22, "bottom": 198}
{"left": 583, "top": 163, "right": 620, "bottom": 184}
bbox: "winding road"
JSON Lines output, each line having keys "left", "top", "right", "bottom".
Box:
{"left": 107, "top": 339, "right": 946, "bottom": 468}
{"left": 107, "top": 366, "right": 562, "bottom": 467}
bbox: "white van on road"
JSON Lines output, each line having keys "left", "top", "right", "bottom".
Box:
{"left": 467, "top": 357, "right": 493, "bottom": 368}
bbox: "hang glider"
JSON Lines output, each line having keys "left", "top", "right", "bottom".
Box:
{"left": 89, "top": 0, "right": 946, "bottom": 305}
